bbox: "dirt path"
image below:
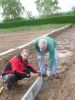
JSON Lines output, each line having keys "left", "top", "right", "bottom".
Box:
{"left": 0, "top": 28, "right": 54, "bottom": 53}
{"left": 35, "top": 26, "right": 75, "bottom": 100}
{"left": 55, "top": 57, "right": 75, "bottom": 100}
{"left": 0, "top": 26, "right": 75, "bottom": 100}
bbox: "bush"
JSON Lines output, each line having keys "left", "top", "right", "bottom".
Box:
{"left": 3, "top": 17, "right": 24, "bottom": 23}
{"left": 0, "top": 14, "right": 75, "bottom": 29}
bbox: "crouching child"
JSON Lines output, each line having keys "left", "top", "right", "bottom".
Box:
{"left": 2, "top": 49, "right": 37, "bottom": 89}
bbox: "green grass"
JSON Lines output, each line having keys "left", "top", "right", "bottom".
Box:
{"left": 0, "top": 24, "right": 68, "bottom": 33}
{"left": 0, "top": 14, "right": 75, "bottom": 29}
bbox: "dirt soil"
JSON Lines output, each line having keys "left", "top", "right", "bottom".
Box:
{"left": 0, "top": 26, "right": 75, "bottom": 100}
{"left": 0, "top": 28, "right": 55, "bottom": 53}
{"left": 35, "top": 26, "right": 75, "bottom": 100}
{"left": 0, "top": 28, "right": 55, "bottom": 100}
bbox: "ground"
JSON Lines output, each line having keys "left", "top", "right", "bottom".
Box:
{"left": 0, "top": 24, "right": 67, "bottom": 53}
{"left": 0, "top": 28, "right": 54, "bottom": 53}
{"left": 0, "top": 25, "right": 75, "bottom": 100}
{"left": 35, "top": 26, "right": 75, "bottom": 100}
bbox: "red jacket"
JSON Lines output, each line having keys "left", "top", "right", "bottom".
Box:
{"left": 2, "top": 55, "right": 37, "bottom": 76}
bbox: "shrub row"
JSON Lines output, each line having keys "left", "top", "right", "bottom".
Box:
{"left": 0, "top": 14, "right": 75, "bottom": 29}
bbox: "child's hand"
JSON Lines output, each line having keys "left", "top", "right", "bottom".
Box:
{"left": 26, "top": 74, "right": 31, "bottom": 78}
{"left": 37, "top": 71, "right": 41, "bottom": 77}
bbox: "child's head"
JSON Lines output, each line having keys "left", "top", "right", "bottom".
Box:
{"left": 21, "top": 49, "right": 30, "bottom": 60}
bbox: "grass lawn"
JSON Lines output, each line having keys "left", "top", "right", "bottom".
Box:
{"left": 0, "top": 24, "right": 69, "bottom": 33}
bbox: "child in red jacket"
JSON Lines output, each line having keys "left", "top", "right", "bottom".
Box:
{"left": 2, "top": 49, "right": 37, "bottom": 89}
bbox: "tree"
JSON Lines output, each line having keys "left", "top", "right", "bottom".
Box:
{"left": 0, "top": 0, "right": 25, "bottom": 20}
{"left": 35, "top": 0, "right": 60, "bottom": 16}
{"left": 25, "top": 11, "right": 34, "bottom": 19}
{"left": 71, "top": 6, "right": 75, "bottom": 13}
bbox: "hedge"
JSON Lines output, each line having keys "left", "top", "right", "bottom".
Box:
{"left": 0, "top": 14, "right": 75, "bottom": 29}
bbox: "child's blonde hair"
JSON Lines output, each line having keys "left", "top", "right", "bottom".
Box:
{"left": 21, "top": 49, "right": 30, "bottom": 55}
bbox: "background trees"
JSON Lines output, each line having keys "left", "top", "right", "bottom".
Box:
{"left": 0, "top": 0, "right": 25, "bottom": 20}
{"left": 35, "top": 0, "right": 60, "bottom": 16}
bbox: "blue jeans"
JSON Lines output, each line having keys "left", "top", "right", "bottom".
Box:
{"left": 37, "top": 49, "right": 58, "bottom": 76}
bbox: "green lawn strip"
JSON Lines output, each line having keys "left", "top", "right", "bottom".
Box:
{"left": 0, "top": 24, "right": 68, "bottom": 33}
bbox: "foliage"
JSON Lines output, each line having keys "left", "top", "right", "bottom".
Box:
{"left": 0, "top": 0, "right": 25, "bottom": 20}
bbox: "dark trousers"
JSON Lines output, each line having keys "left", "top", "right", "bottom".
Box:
{"left": 2, "top": 67, "right": 34, "bottom": 89}
{"left": 2, "top": 73, "right": 26, "bottom": 89}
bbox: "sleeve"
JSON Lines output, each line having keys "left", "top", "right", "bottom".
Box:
{"left": 10, "top": 58, "right": 25, "bottom": 75}
{"left": 26, "top": 64, "right": 37, "bottom": 74}
{"left": 33, "top": 39, "right": 39, "bottom": 52}
{"left": 14, "top": 70, "right": 27, "bottom": 77}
